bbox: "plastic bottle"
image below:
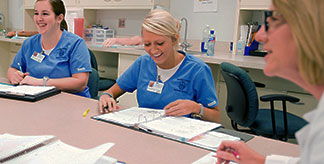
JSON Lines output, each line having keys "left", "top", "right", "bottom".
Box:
{"left": 236, "top": 36, "right": 245, "bottom": 55}
{"left": 206, "top": 29, "right": 216, "bottom": 56}
{"left": 237, "top": 25, "right": 247, "bottom": 55}
{"left": 200, "top": 25, "right": 210, "bottom": 53}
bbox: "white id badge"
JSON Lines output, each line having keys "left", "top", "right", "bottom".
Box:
{"left": 147, "top": 81, "right": 164, "bottom": 94}
{"left": 31, "top": 52, "right": 45, "bottom": 63}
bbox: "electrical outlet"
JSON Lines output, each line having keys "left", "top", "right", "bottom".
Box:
{"left": 118, "top": 18, "right": 125, "bottom": 28}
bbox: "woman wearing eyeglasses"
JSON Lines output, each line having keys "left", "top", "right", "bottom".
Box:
{"left": 216, "top": 0, "right": 324, "bottom": 163}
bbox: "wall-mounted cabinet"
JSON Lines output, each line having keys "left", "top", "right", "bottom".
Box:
{"left": 23, "top": 0, "right": 170, "bottom": 31}
{"left": 232, "top": 0, "right": 271, "bottom": 55}
{"left": 240, "top": 0, "right": 271, "bottom": 10}
{"left": 78, "top": 0, "right": 153, "bottom": 9}
{"left": 24, "top": 0, "right": 77, "bottom": 9}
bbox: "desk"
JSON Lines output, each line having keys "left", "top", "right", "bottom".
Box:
{"left": 0, "top": 91, "right": 300, "bottom": 163}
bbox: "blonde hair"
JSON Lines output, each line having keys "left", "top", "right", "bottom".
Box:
{"left": 142, "top": 10, "right": 180, "bottom": 45}
{"left": 274, "top": 0, "right": 324, "bottom": 85}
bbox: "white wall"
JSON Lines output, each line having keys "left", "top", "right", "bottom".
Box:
{"left": 8, "top": 0, "right": 23, "bottom": 31}
{"left": 96, "top": 9, "right": 150, "bottom": 36}
{"left": 170, "top": 0, "right": 237, "bottom": 42}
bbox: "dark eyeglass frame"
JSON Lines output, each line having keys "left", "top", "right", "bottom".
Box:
{"left": 264, "top": 11, "right": 273, "bottom": 32}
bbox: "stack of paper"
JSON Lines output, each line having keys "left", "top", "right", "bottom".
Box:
{"left": 0, "top": 134, "right": 116, "bottom": 164}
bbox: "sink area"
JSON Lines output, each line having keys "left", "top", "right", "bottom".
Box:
{"left": 184, "top": 50, "right": 206, "bottom": 55}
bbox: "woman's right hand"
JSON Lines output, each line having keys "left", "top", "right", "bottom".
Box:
{"left": 99, "top": 93, "right": 120, "bottom": 114}
{"left": 216, "top": 141, "right": 265, "bottom": 164}
{"left": 9, "top": 71, "right": 29, "bottom": 85}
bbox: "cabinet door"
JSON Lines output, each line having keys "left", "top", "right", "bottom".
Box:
{"left": 117, "top": 53, "right": 139, "bottom": 107}
{"left": 24, "top": 0, "right": 35, "bottom": 9}
{"left": 79, "top": 0, "right": 152, "bottom": 8}
{"left": 64, "top": 0, "right": 77, "bottom": 7}
{"left": 24, "top": 0, "right": 76, "bottom": 8}
{"left": 240, "top": 0, "right": 270, "bottom": 10}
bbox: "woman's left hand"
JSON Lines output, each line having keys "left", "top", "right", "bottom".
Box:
{"left": 164, "top": 99, "right": 200, "bottom": 116}
{"left": 20, "top": 76, "right": 43, "bottom": 86}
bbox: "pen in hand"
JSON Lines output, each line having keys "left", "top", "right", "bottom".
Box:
{"left": 226, "top": 147, "right": 240, "bottom": 159}
{"left": 212, "top": 147, "right": 240, "bottom": 160}
{"left": 17, "top": 62, "right": 23, "bottom": 72}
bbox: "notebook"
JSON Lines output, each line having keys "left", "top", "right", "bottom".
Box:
{"left": 0, "top": 133, "right": 116, "bottom": 164}
{"left": 0, "top": 84, "right": 61, "bottom": 102}
{"left": 92, "top": 107, "right": 221, "bottom": 142}
{"left": 187, "top": 131, "right": 240, "bottom": 151}
{"left": 191, "top": 152, "right": 236, "bottom": 164}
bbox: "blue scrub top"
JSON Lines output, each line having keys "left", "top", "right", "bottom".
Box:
{"left": 117, "top": 51, "right": 218, "bottom": 117}
{"left": 11, "top": 30, "right": 92, "bottom": 97}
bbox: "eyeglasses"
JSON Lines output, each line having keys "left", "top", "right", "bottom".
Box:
{"left": 264, "top": 10, "right": 286, "bottom": 32}
{"left": 264, "top": 11, "right": 273, "bottom": 32}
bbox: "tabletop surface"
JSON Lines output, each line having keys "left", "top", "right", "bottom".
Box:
{"left": 0, "top": 90, "right": 300, "bottom": 164}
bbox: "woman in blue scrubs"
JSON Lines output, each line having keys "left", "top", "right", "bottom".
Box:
{"left": 7, "top": 0, "right": 92, "bottom": 97}
{"left": 99, "top": 10, "right": 220, "bottom": 123}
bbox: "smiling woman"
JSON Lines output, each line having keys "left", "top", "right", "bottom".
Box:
{"left": 216, "top": 0, "right": 324, "bottom": 163}
{"left": 7, "top": 0, "right": 92, "bottom": 98}
{"left": 98, "top": 10, "right": 220, "bottom": 123}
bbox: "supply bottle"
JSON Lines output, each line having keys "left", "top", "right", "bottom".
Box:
{"left": 207, "top": 29, "right": 216, "bottom": 56}
{"left": 236, "top": 36, "right": 244, "bottom": 56}
{"left": 237, "top": 25, "right": 247, "bottom": 55}
{"left": 201, "top": 25, "right": 210, "bottom": 53}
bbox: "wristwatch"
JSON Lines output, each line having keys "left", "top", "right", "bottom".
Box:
{"left": 198, "top": 103, "right": 204, "bottom": 117}
{"left": 191, "top": 103, "right": 204, "bottom": 119}
{"left": 43, "top": 76, "right": 49, "bottom": 86}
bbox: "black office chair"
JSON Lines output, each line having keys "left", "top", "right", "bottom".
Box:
{"left": 220, "top": 62, "right": 308, "bottom": 141}
{"left": 88, "top": 49, "right": 116, "bottom": 92}
{"left": 87, "top": 68, "right": 99, "bottom": 99}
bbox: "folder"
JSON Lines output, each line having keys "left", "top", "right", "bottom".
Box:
{"left": 0, "top": 83, "right": 61, "bottom": 102}
{"left": 92, "top": 107, "right": 222, "bottom": 145}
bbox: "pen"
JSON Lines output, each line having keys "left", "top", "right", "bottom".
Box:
{"left": 212, "top": 148, "right": 240, "bottom": 160}
{"left": 226, "top": 147, "right": 240, "bottom": 159}
{"left": 83, "top": 108, "right": 90, "bottom": 117}
{"left": 17, "top": 62, "right": 23, "bottom": 72}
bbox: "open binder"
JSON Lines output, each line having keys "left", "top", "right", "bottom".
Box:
{"left": 92, "top": 107, "right": 222, "bottom": 142}
{"left": 0, "top": 84, "right": 61, "bottom": 102}
{"left": 0, "top": 133, "right": 116, "bottom": 164}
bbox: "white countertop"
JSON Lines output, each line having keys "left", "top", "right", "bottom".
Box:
{"left": 0, "top": 37, "right": 265, "bottom": 70}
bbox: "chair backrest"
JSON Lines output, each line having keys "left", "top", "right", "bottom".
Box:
{"left": 220, "top": 62, "right": 259, "bottom": 127}
{"left": 88, "top": 49, "right": 98, "bottom": 71}
{"left": 87, "top": 68, "right": 99, "bottom": 99}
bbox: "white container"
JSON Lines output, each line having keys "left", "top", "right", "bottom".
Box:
{"left": 94, "top": 28, "right": 115, "bottom": 44}
{"left": 94, "top": 29, "right": 105, "bottom": 43}
{"left": 105, "top": 29, "right": 115, "bottom": 40}
{"left": 84, "top": 28, "right": 95, "bottom": 42}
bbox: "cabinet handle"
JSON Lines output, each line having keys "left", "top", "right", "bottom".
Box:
{"left": 291, "top": 102, "right": 305, "bottom": 105}
{"left": 104, "top": 0, "right": 112, "bottom": 2}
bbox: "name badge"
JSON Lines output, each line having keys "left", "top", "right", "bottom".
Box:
{"left": 31, "top": 51, "right": 45, "bottom": 63}
{"left": 147, "top": 81, "right": 164, "bottom": 94}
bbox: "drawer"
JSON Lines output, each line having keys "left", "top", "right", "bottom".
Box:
{"left": 10, "top": 43, "right": 22, "bottom": 53}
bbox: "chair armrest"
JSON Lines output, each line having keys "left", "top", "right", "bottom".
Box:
{"left": 260, "top": 94, "right": 300, "bottom": 103}
{"left": 254, "top": 82, "right": 266, "bottom": 88}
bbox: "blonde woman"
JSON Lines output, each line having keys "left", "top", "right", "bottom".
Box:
{"left": 216, "top": 0, "right": 324, "bottom": 163}
{"left": 99, "top": 10, "right": 220, "bottom": 123}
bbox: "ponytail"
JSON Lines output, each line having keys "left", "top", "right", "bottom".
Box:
{"left": 60, "top": 19, "right": 68, "bottom": 31}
